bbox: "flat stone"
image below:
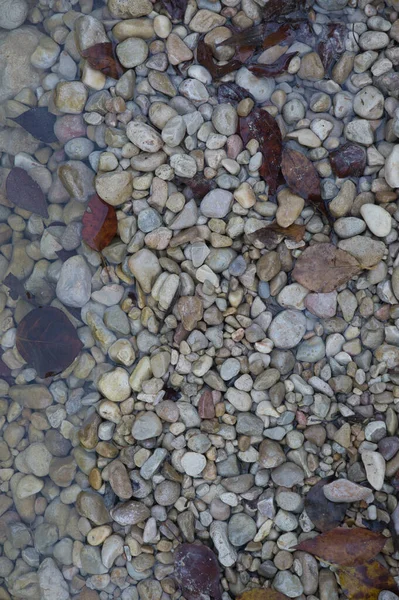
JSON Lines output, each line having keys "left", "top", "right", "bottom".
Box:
{"left": 126, "top": 121, "right": 163, "bottom": 152}
{"left": 181, "top": 452, "right": 206, "bottom": 476}
{"left": 338, "top": 236, "right": 386, "bottom": 268}
{"left": 9, "top": 384, "right": 52, "bottom": 409}
{"left": 362, "top": 451, "right": 386, "bottom": 491}
{"left": 385, "top": 145, "right": 399, "bottom": 188}
{"left": 200, "top": 189, "right": 233, "bottom": 218}
{"left": 305, "top": 292, "right": 337, "bottom": 318}
{"left": 360, "top": 204, "right": 392, "bottom": 237}
{"left": 38, "top": 558, "right": 69, "bottom": 600}
{"left": 228, "top": 514, "right": 256, "bottom": 546}
{"left": 128, "top": 249, "right": 161, "bottom": 293}
{"left": 132, "top": 412, "right": 163, "bottom": 440}
{"left": 111, "top": 500, "right": 150, "bottom": 525}
{"left": 323, "top": 480, "right": 372, "bottom": 502}
{"left": 268, "top": 310, "right": 307, "bottom": 349}
{"left": 56, "top": 255, "right": 91, "bottom": 308}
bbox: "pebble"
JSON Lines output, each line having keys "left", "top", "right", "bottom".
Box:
{"left": 362, "top": 451, "right": 386, "bottom": 490}
{"left": 268, "top": 310, "right": 307, "bottom": 349}
{"left": 385, "top": 145, "right": 399, "bottom": 188}
{"left": 132, "top": 412, "right": 163, "bottom": 440}
{"left": 360, "top": 204, "right": 392, "bottom": 237}
{"left": 56, "top": 255, "right": 91, "bottom": 308}
{"left": 200, "top": 189, "right": 233, "bottom": 218}
{"left": 323, "top": 480, "right": 372, "bottom": 502}
{"left": 181, "top": 452, "right": 206, "bottom": 476}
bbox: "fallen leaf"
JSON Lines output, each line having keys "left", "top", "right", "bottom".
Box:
{"left": 237, "top": 589, "right": 290, "bottom": 600}
{"left": 295, "top": 527, "right": 386, "bottom": 566}
{"left": 0, "top": 358, "right": 11, "bottom": 378}
{"left": 159, "top": 0, "right": 188, "bottom": 20}
{"left": 16, "top": 306, "right": 83, "bottom": 378}
{"left": 197, "top": 39, "right": 244, "bottom": 79}
{"left": 81, "top": 42, "right": 124, "bottom": 79}
{"left": 292, "top": 243, "right": 361, "bottom": 293}
{"left": 217, "top": 83, "right": 256, "bottom": 105}
{"left": 250, "top": 222, "right": 305, "bottom": 250}
{"left": 305, "top": 477, "right": 349, "bottom": 532}
{"left": 217, "top": 22, "right": 293, "bottom": 51}
{"left": 3, "top": 273, "right": 28, "bottom": 302}
{"left": 177, "top": 174, "right": 216, "bottom": 200}
{"left": 317, "top": 23, "right": 347, "bottom": 70}
{"left": 11, "top": 107, "right": 57, "bottom": 144}
{"left": 240, "top": 108, "right": 282, "bottom": 195}
{"left": 263, "top": 0, "right": 307, "bottom": 21}
{"left": 174, "top": 543, "right": 221, "bottom": 600}
{"left": 330, "top": 143, "right": 367, "bottom": 178}
{"left": 337, "top": 561, "right": 398, "bottom": 600}
{"left": 281, "top": 147, "right": 329, "bottom": 219}
{"left": 248, "top": 52, "right": 298, "bottom": 78}
{"left": 82, "top": 194, "right": 117, "bottom": 252}
{"left": 6, "top": 167, "right": 48, "bottom": 218}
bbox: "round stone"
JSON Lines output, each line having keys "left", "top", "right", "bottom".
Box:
{"left": 132, "top": 412, "right": 163, "bottom": 440}
{"left": 98, "top": 368, "right": 131, "bottom": 402}
{"left": 212, "top": 104, "right": 238, "bottom": 136}
{"left": 360, "top": 204, "right": 392, "bottom": 238}
{"left": 116, "top": 38, "right": 148, "bottom": 68}
{"left": 181, "top": 452, "right": 206, "bottom": 476}
{"left": 268, "top": 310, "right": 307, "bottom": 349}
{"left": 353, "top": 86, "right": 384, "bottom": 119}
{"left": 228, "top": 514, "right": 256, "bottom": 546}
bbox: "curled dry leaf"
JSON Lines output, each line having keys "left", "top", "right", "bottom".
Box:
{"left": 248, "top": 52, "right": 298, "bottom": 78}
{"left": 239, "top": 108, "right": 282, "bottom": 195}
{"left": 305, "top": 477, "right": 349, "bottom": 532}
{"left": 337, "top": 561, "right": 398, "bottom": 600}
{"left": 174, "top": 543, "right": 221, "bottom": 600}
{"left": 250, "top": 222, "right": 305, "bottom": 250}
{"left": 217, "top": 83, "right": 256, "bottom": 105}
{"left": 11, "top": 107, "right": 57, "bottom": 144}
{"left": 82, "top": 194, "right": 117, "bottom": 252}
{"left": 295, "top": 527, "right": 386, "bottom": 567}
{"left": 262, "top": 0, "right": 307, "bottom": 21}
{"left": 317, "top": 23, "right": 347, "bottom": 70}
{"left": 6, "top": 167, "right": 48, "bottom": 218}
{"left": 237, "top": 588, "right": 290, "bottom": 600}
{"left": 81, "top": 42, "right": 125, "bottom": 79}
{"left": 292, "top": 243, "right": 361, "bottom": 293}
{"left": 16, "top": 306, "right": 83, "bottom": 378}
{"left": 330, "top": 142, "right": 367, "bottom": 178}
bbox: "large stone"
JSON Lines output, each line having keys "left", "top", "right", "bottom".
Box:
{"left": 385, "top": 145, "right": 399, "bottom": 188}
{"left": 38, "top": 558, "right": 70, "bottom": 600}
{"left": 0, "top": 27, "right": 41, "bottom": 103}
{"left": 268, "top": 310, "right": 307, "bottom": 349}
{"left": 128, "top": 249, "right": 161, "bottom": 293}
{"left": 56, "top": 255, "right": 92, "bottom": 308}
{"left": 9, "top": 385, "right": 52, "bottom": 409}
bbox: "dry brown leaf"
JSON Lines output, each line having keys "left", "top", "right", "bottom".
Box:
{"left": 250, "top": 222, "right": 305, "bottom": 250}
{"left": 295, "top": 527, "right": 386, "bottom": 567}
{"left": 292, "top": 243, "right": 361, "bottom": 293}
{"left": 337, "top": 560, "right": 398, "bottom": 600}
{"left": 237, "top": 589, "right": 290, "bottom": 600}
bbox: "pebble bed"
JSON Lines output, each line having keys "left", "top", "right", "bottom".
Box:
{"left": 0, "top": 0, "right": 399, "bottom": 599}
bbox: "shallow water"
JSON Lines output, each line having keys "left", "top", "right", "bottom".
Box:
{"left": 0, "top": 0, "right": 399, "bottom": 599}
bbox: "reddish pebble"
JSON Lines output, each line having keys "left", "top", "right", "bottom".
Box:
{"left": 198, "top": 390, "right": 215, "bottom": 419}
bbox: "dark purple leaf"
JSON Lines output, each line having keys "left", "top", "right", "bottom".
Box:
{"left": 217, "top": 83, "right": 256, "bottom": 105}
{"left": 3, "top": 274, "right": 27, "bottom": 301}
{"left": 239, "top": 108, "right": 282, "bottom": 195}
{"left": 6, "top": 167, "right": 48, "bottom": 218}
{"left": 197, "top": 39, "right": 243, "bottom": 79}
{"left": 317, "top": 23, "right": 347, "bottom": 70}
{"left": 0, "top": 357, "right": 11, "bottom": 378}
{"left": 248, "top": 52, "right": 298, "bottom": 77}
{"left": 16, "top": 306, "right": 83, "bottom": 378}
{"left": 330, "top": 143, "right": 367, "bottom": 178}
{"left": 163, "top": 386, "right": 182, "bottom": 401}
{"left": 56, "top": 249, "right": 77, "bottom": 262}
{"left": 11, "top": 107, "right": 57, "bottom": 144}
{"left": 175, "top": 543, "right": 221, "bottom": 600}
{"left": 159, "top": 0, "right": 188, "bottom": 21}
{"left": 81, "top": 42, "right": 125, "bottom": 79}
{"left": 263, "top": 0, "right": 307, "bottom": 21}
{"left": 305, "top": 477, "right": 349, "bottom": 532}
{"left": 177, "top": 174, "right": 216, "bottom": 200}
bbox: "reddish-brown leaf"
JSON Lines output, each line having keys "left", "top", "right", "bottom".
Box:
{"left": 337, "top": 561, "right": 398, "bottom": 600}
{"left": 330, "top": 143, "right": 367, "bottom": 178}
{"left": 305, "top": 477, "right": 349, "bottom": 532}
{"left": 292, "top": 243, "right": 361, "bottom": 293}
{"left": 237, "top": 589, "right": 290, "bottom": 600}
{"left": 250, "top": 222, "right": 305, "bottom": 250}
{"left": 81, "top": 42, "right": 124, "bottom": 79}
{"left": 262, "top": 24, "right": 296, "bottom": 49}
{"left": 174, "top": 543, "right": 221, "bottom": 600}
{"left": 12, "top": 107, "right": 57, "bottom": 144}
{"left": 82, "top": 194, "right": 117, "bottom": 252}
{"left": 296, "top": 527, "right": 386, "bottom": 566}
{"left": 217, "top": 83, "right": 256, "bottom": 105}
{"left": 16, "top": 306, "right": 83, "bottom": 378}
{"left": 248, "top": 52, "right": 298, "bottom": 78}
{"left": 196, "top": 39, "right": 247, "bottom": 79}
{"left": 240, "top": 108, "right": 282, "bottom": 195}
{"left": 6, "top": 167, "right": 48, "bottom": 218}
{"left": 281, "top": 147, "right": 320, "bottom": 204}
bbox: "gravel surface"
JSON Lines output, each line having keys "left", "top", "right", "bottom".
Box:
{"left": 0, "top": 0, "right": 399, "bottom": 599}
